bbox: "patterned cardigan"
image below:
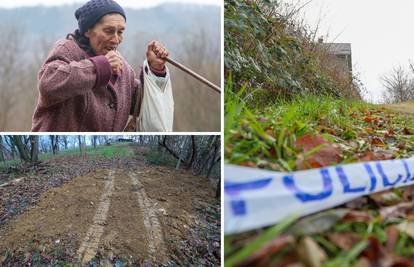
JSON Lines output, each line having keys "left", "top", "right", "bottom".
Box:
{"left": 32, "top": 37, "right": 165, "bottom": 132}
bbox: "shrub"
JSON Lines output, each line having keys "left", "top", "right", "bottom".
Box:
{"left": 224, "top": 0, "right": 362, "bottom": 101}
{"left": 144, "top": 150, "right": 175, "bottom": 166}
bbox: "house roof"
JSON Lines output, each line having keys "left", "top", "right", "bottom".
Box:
{"left": 321, "top": 43, "right": 352, "bottom": 56}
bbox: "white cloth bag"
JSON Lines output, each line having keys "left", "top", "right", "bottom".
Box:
{"left": 137, "top": 60, "right": 174, "bottom": 132}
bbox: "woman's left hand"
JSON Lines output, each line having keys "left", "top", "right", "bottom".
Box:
{"left": 146, "top": 40, "right": 169, "bottom": 71}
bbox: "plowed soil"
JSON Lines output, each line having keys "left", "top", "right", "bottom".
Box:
{"left": 0, "top": 146, "right": 220, "bottom": 266}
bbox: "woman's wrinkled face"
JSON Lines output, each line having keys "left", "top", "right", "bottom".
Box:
{"left": 85, "top": 13, "right": 125, "bottom": 55}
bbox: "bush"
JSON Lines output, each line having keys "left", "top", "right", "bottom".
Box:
{"left": 144, "top": 150, "right": 175, "bottom": 166}
{"left": 224, "top": 0, "right": 362, "bottom": 101}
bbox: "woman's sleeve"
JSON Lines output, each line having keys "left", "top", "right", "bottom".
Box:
{"left": 37, "top": 44, "right": 111, "bottom": 108}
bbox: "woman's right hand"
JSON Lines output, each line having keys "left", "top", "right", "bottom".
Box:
{"left": 105, "top": 50, "right": 123, "bottom": 75}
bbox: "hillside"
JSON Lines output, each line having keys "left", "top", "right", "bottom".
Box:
{"left": 384, "top": 102, "right": 414, "bottom": 118}
{"left": 224, "top": 1, "right": 414, "bottom": 266}
{"left": 0, "top": 3, "right": 220, "bottom": 50}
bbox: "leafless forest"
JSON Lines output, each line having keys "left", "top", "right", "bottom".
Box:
{"left": 0, "top": 4, "right": 221, "bottom": 131}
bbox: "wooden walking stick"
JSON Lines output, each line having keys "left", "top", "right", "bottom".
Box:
{"left": 165, "top": 57, "right": 221, "bottom": 94}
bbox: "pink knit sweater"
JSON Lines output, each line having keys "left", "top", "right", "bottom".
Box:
{"left": 32, "top": 38, "right": 164, "bottom": 132}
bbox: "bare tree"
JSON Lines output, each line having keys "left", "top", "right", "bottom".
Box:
{"left": 49, "top": 135, "right": 60, "bottom": 155}
{"left": 381, "top": 65, "right": 414, "bottom": 103}
{"left": 5, "top": 136, "right": 17, "bottom": 159}
{"left": 185, "top": 136, "right": 197, "bottom": 170}
{"left": 172, "top": 26, "right": 221, "bottom": 131}
{"left": 159, "top": 135, "right": 220, "bottom": 198}
{"left": 62, "top": 136, "right": 68, "bottom": 150}
{"left": 12, "top": 136, "right": 30, "bottom": 162}
{"left": 78, "top": 135, "right": 87, "bottom": 158}
{"left": 0, "top": 136, "right": 4, "bottom": 162}
{"left": 0, "top": 24, "right": 25, "bottom": 130}
{"left": 30, "top": 136, "right": 39, "bottom": 163}
{"left": 91, "top": 136, "right": 98, "bottom": 149}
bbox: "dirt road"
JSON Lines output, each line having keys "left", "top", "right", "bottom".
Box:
{"left": 0, "top": 157, "right": 220, "bottom": 265}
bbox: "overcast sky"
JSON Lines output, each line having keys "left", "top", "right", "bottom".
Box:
{"left": 0, "top": 0, "right": 220, "bottom": 8}
{"left": 298, "top": 0, "right": 414, "bottom": 103}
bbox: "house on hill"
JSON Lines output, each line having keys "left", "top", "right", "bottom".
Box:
{"left": 318, "top": 38, "right": 352, "bottom": 75}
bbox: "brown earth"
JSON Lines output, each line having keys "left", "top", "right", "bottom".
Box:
{"left": 0, "top": 169, "right": 108, "bottom": 255}
{"left": 0, "top": 148, "right": 220, "bottom": 266}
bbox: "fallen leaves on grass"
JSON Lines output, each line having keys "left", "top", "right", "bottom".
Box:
{"left": 380, "top": 202, "right": 414, "bottom": 220}
{"left": 226, "top": 100, "right": 414, "bottom": 266}
{"left": 295, "top": 135, "right": 342, "bottom": 170}
{"left": 328, "top": 232, "right": 361, "bottom": 251}
{"left": 357, "top": 151, "right": 394, "bottom": 162}
{"left": 235, "top": 235, "right": 294, "bottom": 267}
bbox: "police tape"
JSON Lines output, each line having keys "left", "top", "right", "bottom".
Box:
{"left": 224, "top": 157, "right": 414, "bottom": 235}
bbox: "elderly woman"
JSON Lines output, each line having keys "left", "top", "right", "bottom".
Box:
{"left": 31, "top": 0, "right": 170, "bottom": 131}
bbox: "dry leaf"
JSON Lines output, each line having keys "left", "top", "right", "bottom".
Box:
{"left": 237, "top": 235, "right": 295, "bottom": 267}
{"left": 370, "top": 191, "right": 402, "bottom": 206}
{"left": 357, "top": 151, "right": 394, "bottom": 162}
{"left": 351, "top": 257, "right": 370, "bottom": 267}
{"left": 297, "top": 237, "right": 327, "bottom": 267}
{"left": 380, "top": 202, "right": 414, "bottom": 219}
{"left": 361, "top": 236, "right": 383, "bottom": 262}
{"left": 397, "top": 221, "right": 414, "bottom": 239}
{"left": 403, "top": 128, "right": 414, "bottom": 135}
{"left": 328, "top": 232, "right": 361, "bottom": 251}
{"left": 239, "top": 162, "right": 256, "bottom": 168}
{"left": 385, "top": 225, "right": 399, "bottom": 252}
{"left": 342, "top": 210, "right": 373, "bottom": 223}
{"left": 371, "top": 137, "right": 385, "bottom": 147}
{"left": 295, "top": 135, "right": 342, "bottom": 170}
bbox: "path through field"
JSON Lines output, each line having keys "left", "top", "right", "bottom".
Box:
{"left": 384, "top": 101, "right": 414, "bottom": 118}
{"left": 0, "top": 149, "right": 220, "bottom": 266}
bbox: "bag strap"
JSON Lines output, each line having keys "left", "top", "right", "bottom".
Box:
{"left": 132, "top": 82, "right": 144, "bottom": 125}
{"left": 122, "top": 72, "right": 144, "bottom": 132}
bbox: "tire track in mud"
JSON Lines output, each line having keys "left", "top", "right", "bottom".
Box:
{"left": 77, "top": 169, "right": 115, "bottom": 264}
{"left": 128, "top": 171, "right": 166, "bottom": 262}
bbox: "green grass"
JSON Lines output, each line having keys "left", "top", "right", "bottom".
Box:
{"left": 224, "top": 215, "right": 298, "bottom": 267}
{"left": 144, "top": 147, "right": 176, "bottom": 167}
{"left": 97, "top": 144, "right": 134, "bottom": 158}
{"left": 0, "top": 159, "right": 22, "bottom": 172}
{"left": 224, "top": 80, "right": 414, "bottom": 265}
{"left": 225, "top": 79, "right": 414, "bottom": 172}
{"left": 0, "top": 144, "right": 136, "bottom": 172}
{"left": 37, "top": 143, "right": 135, "bottom": 160}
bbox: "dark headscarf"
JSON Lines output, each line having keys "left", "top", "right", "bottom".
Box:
{"left": 67, "top": 0, "right": 126, "bottom": 55}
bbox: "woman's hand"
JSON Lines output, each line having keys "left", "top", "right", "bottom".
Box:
{"left": 146, "top": 41, "right": 169, "bottom": 71}
{"left": 105, "top": 50, "right": 123, "bottom": 75}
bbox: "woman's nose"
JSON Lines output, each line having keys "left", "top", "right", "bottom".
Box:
{"left": 111, "top": 33, "right": 120, "bottom": 44}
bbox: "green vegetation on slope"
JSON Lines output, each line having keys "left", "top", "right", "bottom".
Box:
{"left": 224, "top": 1, "right": 414, "bottom": 265}
{"left": 225, "top": 0, "right": 362, "bottom": 100}
{"left": 225, "top": 80, "right": 414, "bottom": 172}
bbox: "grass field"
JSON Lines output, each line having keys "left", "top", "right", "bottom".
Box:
{"left": 225, "top": 86, "right": 414, "bottom": 266}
